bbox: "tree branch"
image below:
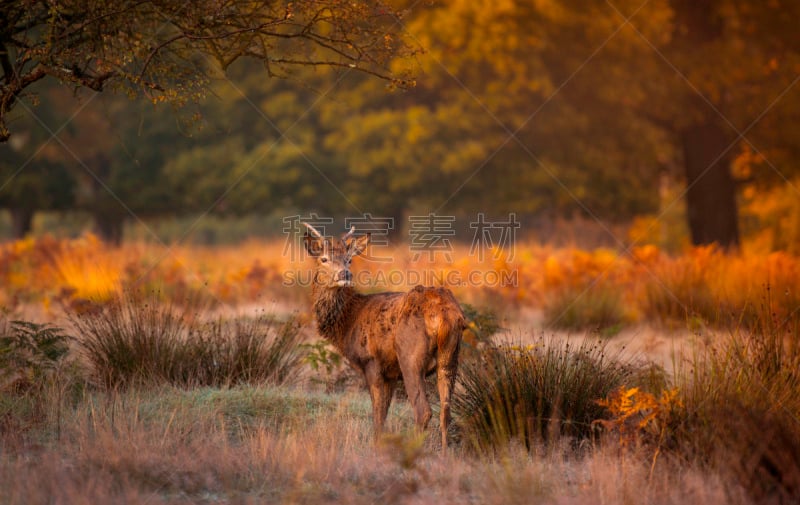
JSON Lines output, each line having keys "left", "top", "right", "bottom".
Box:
{"left": 42, "top": 66, "right": 116, "bottom": 92}
{"left": 0, "top": 66, "right": 47, "bottom": 142}
{"left": 261, "top": 57, "right": 398, "bottom": 83}
{"left": 0, "top": 1, "right": 413, "bottom": 142}
{"left": 0, "top": 42, "right": 14, "bottom": 84}
{"left": 52, "top": 1, "right": 152, "bottom": 43}
{"left": 137, "top": 16, "right": 292, "bottom": 80}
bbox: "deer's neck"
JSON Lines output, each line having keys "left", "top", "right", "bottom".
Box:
{"left": 311, "top": 284, "right": 361, "bottom": 347}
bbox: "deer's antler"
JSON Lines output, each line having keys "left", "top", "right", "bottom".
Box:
{"left": 303, "top": 222, "right": 324, "bottom": 239}
{"left": 342, "top": 225, "right": 356, "bottom": 242}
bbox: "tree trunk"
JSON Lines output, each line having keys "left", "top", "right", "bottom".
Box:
{"left": 681, "top": 122, "right": 740, "bottom": 248}
{"left": 94, "top": 213, "right": 124, "bottom": 246}
{"left": 10, "top": 207, "right": 33, "bottom": 239}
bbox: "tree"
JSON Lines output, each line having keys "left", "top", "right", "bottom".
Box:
{"left": 0, "top": 154, "right": 75, "bottom": 238}
{"left": 0, "top": 85, "right": 77, "bottom": 238}
{"left": 560, "top": 0, "right": 800, "bottom": 248}
{"left": 388, "top": 0, "right": 800, "bottom": 248}
{"left": 593, "top": 0, "right": 800, "bottom": 248}
{"left": 0, "top": 0, "right": 416, "bottom": 142}
{"left": 159, "top": 60, "right": 349, "bottom": 219}
{"left": 328, "top": 0, "right": 666, "bottom": 229}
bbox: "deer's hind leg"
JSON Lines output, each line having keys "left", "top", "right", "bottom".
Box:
{"left": 437, "top": 337, "right": 460, "bottom": 449}
{"left": 396, "top": 321, "right": 433, "bottom": 433}
{"left": 365, "top": 361, "right": 395, "bottom": 439}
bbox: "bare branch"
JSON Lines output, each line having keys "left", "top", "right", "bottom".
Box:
{"left": 261, "top": 57, "right": 399, "bottom": 83}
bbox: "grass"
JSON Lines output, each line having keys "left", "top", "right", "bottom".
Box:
{"left": 667, "top": 315, "right": 800, "bottom": 501}
{"left": 2, "top": 235, "right": 800, "bottom": 503}
{"left": 72, "top": 294, "right": 304, "bottom": 389}
{"left": 0, "top": 383, "right": 750, "bottom": 505}
{"left": 453, "top": 337, "right": 655, "bottom": 451}
{"left": 542, "top": 285, "right": 627, "bottom": 333}
{"left": 0, "top": 320, "right": 777, "bottom": 504}
{"left": 1, "top": 386, "right": 382, "bottom": 504}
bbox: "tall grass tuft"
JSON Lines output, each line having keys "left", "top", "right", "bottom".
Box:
{"left": 453, "top": 337, "right": 650, "bottom": 452}
{"left": 670, "top": 303, "right": 800, "bottom": 502}
{"left": 72, "top": 295, "right": 303, "bottom": 389}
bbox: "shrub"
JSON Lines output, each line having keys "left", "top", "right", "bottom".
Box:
{"left": 0, "top": 318, "right": 82, "bottom": 442}
{"left": 183, "top": 315, "right": 305, "bottom": 388}
{"left": 460, "top": 303, "right": 503, "bottom": 365}
{"left": 637, "top": 248, "right": 719, "bottom": 326}
{"left": 72, "top": 295, "right": 303, "bottom": 389}
{"left": 542, "top": 285, "right": 626, "bottom": 334}
{"left": 453, "top": 337, "right": 649, "bottom": 452}
{"left": 0, "top": 319, "right": 71, "bottom": 393}
{"left": 461, "top": 303, "right": 502, "bottom": 342}
{"left": 301, "top": 339, "right": 352, "bottom": 393}
{"left": 713, "top": 397, "right": 800, "bottom": 503}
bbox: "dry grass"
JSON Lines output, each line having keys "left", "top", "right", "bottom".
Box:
{"left": 1, "top": 311, "right": 787, "bottom": 505}
{"left": 71, "top": 294, "right": 304, "bottom": 389}
{"left": 453, "top": 337, "right": 647, "bottom": 451}
{"left": 0, "top": 384, "right": 749, "bottom": 505}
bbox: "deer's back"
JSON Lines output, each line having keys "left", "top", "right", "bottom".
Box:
{"left": 348, "top": 286, "right": 464, "bottom": 378}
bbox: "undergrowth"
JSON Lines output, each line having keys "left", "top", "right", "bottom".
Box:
{"left": 453, "top": 337, "right": 659, "bottom": 452}
{"left": 543, "top": 285, "right": 627, "bottom": 334}
{"left": 1, "top": 319, "right": 71, "bottom": 393}
{"left": 670, "top": 308, "right": 800, "bottom": 502}
{"left": 71, "top": 294, "right": 304, "bottom": 389}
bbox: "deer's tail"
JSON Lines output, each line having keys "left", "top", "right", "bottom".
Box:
{"left": 429, "top": 287, "right": 465, "bottom": 355}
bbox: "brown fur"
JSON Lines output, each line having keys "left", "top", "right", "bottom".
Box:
{"left": 304, "top": 226, "right": 464, "bottom": 448}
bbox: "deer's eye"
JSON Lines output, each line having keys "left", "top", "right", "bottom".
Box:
{"left": 320, "top": 257, "right": 329, "bottom": 263}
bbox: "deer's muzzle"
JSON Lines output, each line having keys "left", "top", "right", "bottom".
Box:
{"left": 336, "top": 270, "right": 353, "bottom": 286}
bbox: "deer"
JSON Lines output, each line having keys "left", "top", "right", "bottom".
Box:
{"left": 302, "top": 222, "right": 465, "bottom": 448}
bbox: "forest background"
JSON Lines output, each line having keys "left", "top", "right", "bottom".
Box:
{"left": 2, "top": 0, "right": 799, "bottom": 254}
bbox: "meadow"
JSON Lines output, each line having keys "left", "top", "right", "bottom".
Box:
{"left": 1, "top": 234, "right": 799, "bottom": 504}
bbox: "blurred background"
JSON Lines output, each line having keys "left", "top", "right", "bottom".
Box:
{"left": 2, "top": 0, "right": 798, "bottom": 254}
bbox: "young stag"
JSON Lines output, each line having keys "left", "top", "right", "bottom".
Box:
{"left": 303, "top": 223, "right": 464, "bottom": 447}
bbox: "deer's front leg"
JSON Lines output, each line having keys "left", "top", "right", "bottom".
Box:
{"left": 365, "top": 361, "right": 394, "bottom": 439}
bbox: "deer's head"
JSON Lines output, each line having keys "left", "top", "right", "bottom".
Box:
{"left": 303, "top": 223, "right": 370, "bottom": 288}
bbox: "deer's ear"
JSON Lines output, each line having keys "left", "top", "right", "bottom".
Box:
{"left": 304, "top": 234, "right": 325, "bottom": 257}
{"left": 348, "top": 233, "right": 370, "bottom": 257}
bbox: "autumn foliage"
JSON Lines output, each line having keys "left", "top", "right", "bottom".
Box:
{"left": 1, "top": 234, "right": 799, "bottom": 331}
